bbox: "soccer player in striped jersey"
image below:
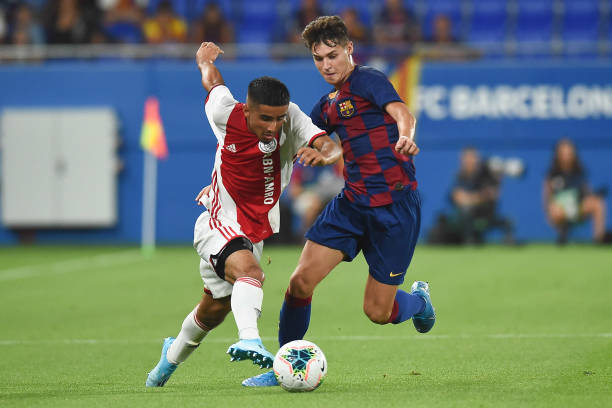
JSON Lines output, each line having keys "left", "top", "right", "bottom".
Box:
{"left": 146, "top": 42, "right": 342, "bottom": 387}
{"left": 244, "top": 16, "right": 436, "bottom": 387}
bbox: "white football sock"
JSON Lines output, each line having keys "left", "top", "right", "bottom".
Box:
{"left": 166, "top": 307, "right": 209, "bottom": 364}
{"left": 231, "top": 277, "right": 263, "bottom": 340}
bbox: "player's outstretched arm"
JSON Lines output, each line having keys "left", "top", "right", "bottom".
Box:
{"left": 296, "top": 135, "right": 342, "bottom": 167}
{"left": 385, "top": 101, "right": 419, "bottom": 156}
{"left": 196, "top": 42, "right": 225, "bottom": 92}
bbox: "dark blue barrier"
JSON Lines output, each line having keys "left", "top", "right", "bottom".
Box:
{"left": 0, "top": 60, "right": 610, "bottom": 244}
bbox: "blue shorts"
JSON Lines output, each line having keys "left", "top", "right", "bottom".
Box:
{"left": 305, "top": 189, "right": 421, "bottom": 285}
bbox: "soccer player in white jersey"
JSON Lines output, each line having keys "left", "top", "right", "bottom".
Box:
{"left": 146, "top": 42, "right": 342, "bottom": 387}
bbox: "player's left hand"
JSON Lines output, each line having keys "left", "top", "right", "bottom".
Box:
{"left": 395, "top": 136, "right": 420, "bottom": 156}
{"left": 195, "top": 185, "right": 211, "bottom": 205}
{"left": 296, "top": 146, "right": 327, "bottom": 166}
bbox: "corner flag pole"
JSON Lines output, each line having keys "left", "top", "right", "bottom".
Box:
{"left": 140, "top": 97, "right": 168, "bottom": 256}
{"left": 141, "top": 151, "right": 158, "bottom": 256}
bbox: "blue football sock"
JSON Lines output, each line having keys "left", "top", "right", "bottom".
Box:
{"left": 390, "top": 289, "right": 425, "bottom": 324}
{"left": 278, "top": 290, "right": 311, "bottom": 347}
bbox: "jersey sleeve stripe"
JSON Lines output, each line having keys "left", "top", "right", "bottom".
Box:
{"left": 308, "top": 131, "right": 327, "bottom": 147}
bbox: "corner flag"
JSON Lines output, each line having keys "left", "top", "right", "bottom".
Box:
{"left": 140, "top": 96, "right": 167, "bottom": 256}
{"left": 140, "top": 97, "right": 168, "bottom": 159}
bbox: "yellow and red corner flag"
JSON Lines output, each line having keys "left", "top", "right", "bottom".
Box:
{"left": 140, "top": 97, "right": 168, "bottom": 159}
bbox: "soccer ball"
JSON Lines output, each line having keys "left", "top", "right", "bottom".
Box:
{"left": 273, "top": 340, "right": 327, "bottom": 392}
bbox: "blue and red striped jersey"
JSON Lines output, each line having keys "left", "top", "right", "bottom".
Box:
{"left": 310, "top": 65, "right": 418, "bottom": 207}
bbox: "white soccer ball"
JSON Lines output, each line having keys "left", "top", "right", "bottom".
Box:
{"left": 273, "top": 340, "right": 327, "bottom": 392}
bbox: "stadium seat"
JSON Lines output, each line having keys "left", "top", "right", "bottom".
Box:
{"left": 561, "top": 0, "right": 601, "bottom": 56}
{"left": 466, "top": 0, "right": 509, "bottom": 43}
{"left": 513, "top": 0, "right": 556, "bottom": 56}
{"left": 514, "top": 0, "right": 556, "bottom": 41}
{"left": 562, "top": 0, "right": 601, "bottom": 42}
{"left": 105, "top": 22, "right": 143, "bottom": 44}
{"left": 236, "top": 0, "right": 277, "bottom": 54}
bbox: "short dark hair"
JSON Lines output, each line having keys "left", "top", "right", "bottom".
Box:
{"left": 302, "top": 15, "right": 350, "bottom": 50}
{"left": 247, "top": 76, "right": 290, "bottom": 106}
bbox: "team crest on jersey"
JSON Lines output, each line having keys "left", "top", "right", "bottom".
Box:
{"left": 338, "top": 98, "right": 356, "bottom": 118}
{"left": 258, "top": 138, "right": 278, "bottom": 154}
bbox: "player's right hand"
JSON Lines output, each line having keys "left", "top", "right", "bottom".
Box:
{"left": 296, "top": 146, "right": 327, "bottom": 167}
{"left": 196, "top": 42, "right": 224, "bottom": 66}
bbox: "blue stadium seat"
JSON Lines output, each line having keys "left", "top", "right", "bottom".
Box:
{"left": 562, "top": 0, "right": 600, "bottom": 42}
{"left": 466, "top": 0, "right": 509, "bottom": 43}
{"left": 421, "top": 0, "right": 464, "bottom": 40}
{"left": 237, "top": 0, "right": 277, "bottom": 44}
{"left": 514, "top": 0, "right": 555, "bottom": 42}
{"left": 561, "top": 0, "right": 601, "bottom": 56}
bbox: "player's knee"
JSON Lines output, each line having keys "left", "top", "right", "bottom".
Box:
{"left": 245, "top": 264, "right": 265, "bottom": 282}
{"left": 363, "top": 303, "right": 391, "bottom": 325}
{"left": 232, "top": 263, "right": 264, "bottom": 283}
{"left": 288, "top": 271, "right": 315, "bottom": 299}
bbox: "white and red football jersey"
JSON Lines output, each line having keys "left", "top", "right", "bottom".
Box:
{"left": 200, "top": 85, "right": 326, "bottom": 243}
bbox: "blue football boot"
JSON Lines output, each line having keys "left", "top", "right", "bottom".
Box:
{"left": 242, "top": 370, "right": 279, "bottom": 387}
{"left": 410, "top": 281, "right": 436, "bottom": 333}
{"left": 227, "top": 338, "right": 274, "bottom": 369}
{"left": 146, "top": 337, "right": 178, "bottom": 387}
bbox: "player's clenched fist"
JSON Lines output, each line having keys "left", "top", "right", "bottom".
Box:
{"left": 395, "top": 135, "right": 420, "bottom": 156}
{"left": 196, "top": 42, "right": 224, "bottom": 66}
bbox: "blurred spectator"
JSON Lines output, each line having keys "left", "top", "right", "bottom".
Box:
{"left": 450, "top": 147, "right": 514, "bottom": 244}
{"left": 428, "top": 147, "right": 515, "bottom": 244}
{"left": 190, "top": 2, "right": 234, "bottom": 45}
{"left": 7, "top": 2, "right": 45, "bottom": 45}
{"left": 429, "top": 14, "right": 456, "bottom": 45}
{"left": 43, "top": 0, "right": 101, "bottom": 44}
{"left": 142, "top": 0, "right": 187, "bottom": 44}
{"left": 101, "top": 0, "right": 144, "bottom": 43}
{"left": 289, "top": 161, "right": 344, "bottom": 238}
{"left": 288, "top": 0, "right": 323, "bottom": 43}
{"left": 340, "top": 7, "right": 368, "bottom": 45}
{"left": 373, "top": 0, "right": 420, "bottom": 46}
{"left": 0, "top": 5, "right": 8, "bottom": 43}
{"left": 422, "top": 13, "right": 479, "bottom": 60}
{"left": 543, "top": 139, "right": 607, "bottom": 244}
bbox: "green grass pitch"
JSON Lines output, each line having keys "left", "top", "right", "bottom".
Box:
{"left": 0, "top": 244, "right": 610, "bottom": 407}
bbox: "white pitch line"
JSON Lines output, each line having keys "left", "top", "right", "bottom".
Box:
{"left": 0, "top": 333, "right": 610, "bottom": 346}
{"left": 0, "top": 250, "right": 144, "bottom": 282}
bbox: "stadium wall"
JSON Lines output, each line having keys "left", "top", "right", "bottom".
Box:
{"left": 0, "top": 60, "right": 610, "bottom": 244}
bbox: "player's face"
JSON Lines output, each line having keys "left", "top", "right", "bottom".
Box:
{"left": 244, "top": 102, "right": 288, "bottom": 143}
{"left": 311, "top": 41, "right": 355, "bottom": 88}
